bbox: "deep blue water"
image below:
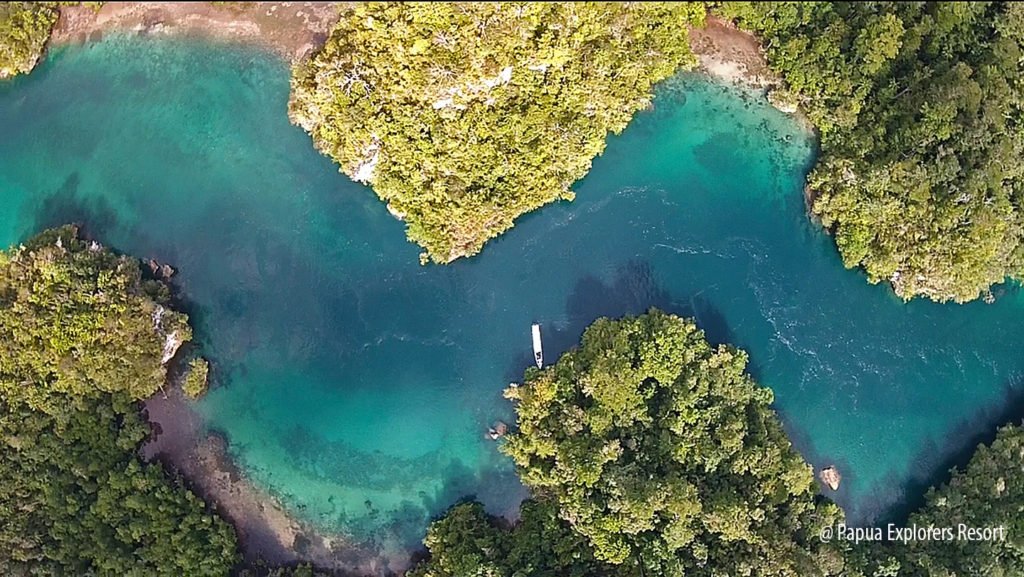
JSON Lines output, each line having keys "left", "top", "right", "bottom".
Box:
{"left": 1, "top": 36, "right": 1022, "bottom": 564}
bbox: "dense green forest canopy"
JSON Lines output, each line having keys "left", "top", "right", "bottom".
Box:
{"left": 290, "top": 2, "right": 705, "bottom": 263}
{"left": 0, "top": 227, "right": 238, "bottom": 576}
{"left": 720, "top": 1, "right": 1024, "bottom": 303}
{"left": 841, "top": 424, "right": 1024, "bottom": 577}
{"left": 0, "top": 2, "right": 59, "bottom": 78}
{"left": 898, "top": 423, "right": 1024, "bottom": 575}
{"left": 415, "top": 311, "right": 845, "bottom": 577}
{"left": 408, "top": 500, "right": 613, "bottom": 577}
{"left": 412, "top": 311, "right": 1024, "bottom": 577}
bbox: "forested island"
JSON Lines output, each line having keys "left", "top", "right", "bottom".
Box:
{"left": 722, "top": 2, "right": 1024, "bottom": 302}
{"left": 289, "top": 2, "right": 706, "bottom": 263}
{"left": 412, "top": 312, "right": 1024, "bottom": 577}
{"left": 0, "top": 227, "right": 237, "bottom": 575}
{"left": 4, "top": 2, "right": 1023, "bottom": 301}
{"left": 2, "top": 1, "right": 1024, "bottom": 577}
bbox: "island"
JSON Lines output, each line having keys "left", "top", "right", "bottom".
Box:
{"left": 1, "top": 2, "right": 1022, "bottom": 577}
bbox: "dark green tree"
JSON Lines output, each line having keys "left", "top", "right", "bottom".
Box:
{"left": 409, "top": 500, "right": 613, "bottom": 577}
{"left": 0, "top": 226, "right": 239, "bottom": 576}
{"left": 897, "top": 424, "right": 1024, "bottom": 576}
{"left": 720, "top": 2, "right": 1024, "bottom": 303}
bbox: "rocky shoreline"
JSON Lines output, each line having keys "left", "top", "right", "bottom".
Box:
{"left": 690, "top": 17, "right": 776, "bottom": 89}
{"left": 50, "top": 2, "right": 346, "bottom": 64}
{"left": 142, "top": 390, "right": 395, "bottom": 575}
{"left": 77, "top": 9, "right": 811, "bottom": 574}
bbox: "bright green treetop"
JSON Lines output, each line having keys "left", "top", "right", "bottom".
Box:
{"left": 501, "top": 310, "right": 843, "bottom": 576}
{"left": 0, "top": 226, "right": 190, "bottom": 412}
{"left": 0, "top": 3, "right": 59, "bottom": 78}
{"left": 290, "top": 2, "right": 705, "bottom": 263}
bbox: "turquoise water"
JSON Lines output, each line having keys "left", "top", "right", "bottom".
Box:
{"left": 2, "top": 36, "right": 1024, "bottom": 563}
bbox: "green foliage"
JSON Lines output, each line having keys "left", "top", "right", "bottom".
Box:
{"left": 290, "top": 2, "right": 705, "bottom": 263}
{"left": 898, "top": 424, "right": 1024, "bottom": 576}
{"left": 183, "top": 357, "right": 210, "bottom": 399}
{"left": 235, "top": 560, "right": 327, "bottom": 577}
{"left": 411, "top": 312, "right": 1024, "bottom": 577}
{"left": 409, "top": 500, "right": 612, "bottom": 577}
{"left": 497, "top": 310, "right": 842, "bottom": 576}
{"left": 0, "top": 2, "right": 59, "bottom": 78}
{"left": 0, "top": 227, "right": 239, "bottom": 576}
{"left": 720, "top": 2, "right": 1024, "bottom": 302}
{"left": 0, "top": 226, "right": 190, "bottom": 413}
{"left": 842, "top": 424, "right": 1024, "bottom": 577}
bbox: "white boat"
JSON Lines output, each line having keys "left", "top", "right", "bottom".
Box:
{"left": 532, "top": 323, "right": 543, "bottom": 368}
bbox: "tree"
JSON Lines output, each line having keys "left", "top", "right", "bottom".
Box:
{"left": 409, "top": 500, "right": 613, "bottom": 577}
{"left": 290, "top": 2, "right": 706, "bottom": 263}
{"left": 0, "top": 3, "right": 59, "bottom": 78}
{"left": 500, "top": 310, "right": 843, "bottom": 576}
{"left": 896, "top": 424, "right": 1024, "bottom": 576}
{"left": 0, "top": 226, "right": 239, "bottom": 576}
{"left": 183, "top": 357, "right": 211, "bottom": 399}
{"left": 720, "top": 2, "right": 1024, "bottom": 303}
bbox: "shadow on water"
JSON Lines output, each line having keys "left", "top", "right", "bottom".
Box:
{"left": 505, "top": 258, "right": 739, "bottom": 384}
{"left": 26, "top": 171, "right": 120, "bottom": 242}
{"left": 781, "top": 378, "right": 1024, "bottom": 527}
{"left": 855, "top": 380, "right": 1024, "bottom": 527}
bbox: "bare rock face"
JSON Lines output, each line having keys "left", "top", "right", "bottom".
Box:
{"left": 161, "top": 330, "right": 184, "bottom": 365}
{"left": 820, "top": 466, "right": 842, "bottom": 491}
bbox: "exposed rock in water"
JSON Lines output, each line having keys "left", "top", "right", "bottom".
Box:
{"left": 161, "top": 330, "right": 184, "bottom": 365}
{"left": 387, "top": 204, "right": 406, "bottom": 221}
{"left": 819, "top": 466, "right": 842, "bottom": 491}
{"left": 487, "top": 421, "right": 509, "bottom": 440}
{"left": 146, "top": 258, "right": 176, "bottom": 280}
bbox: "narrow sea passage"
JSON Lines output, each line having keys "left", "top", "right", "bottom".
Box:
{"left": 1, "top": 36, "right": 1022, "bottom": 559}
